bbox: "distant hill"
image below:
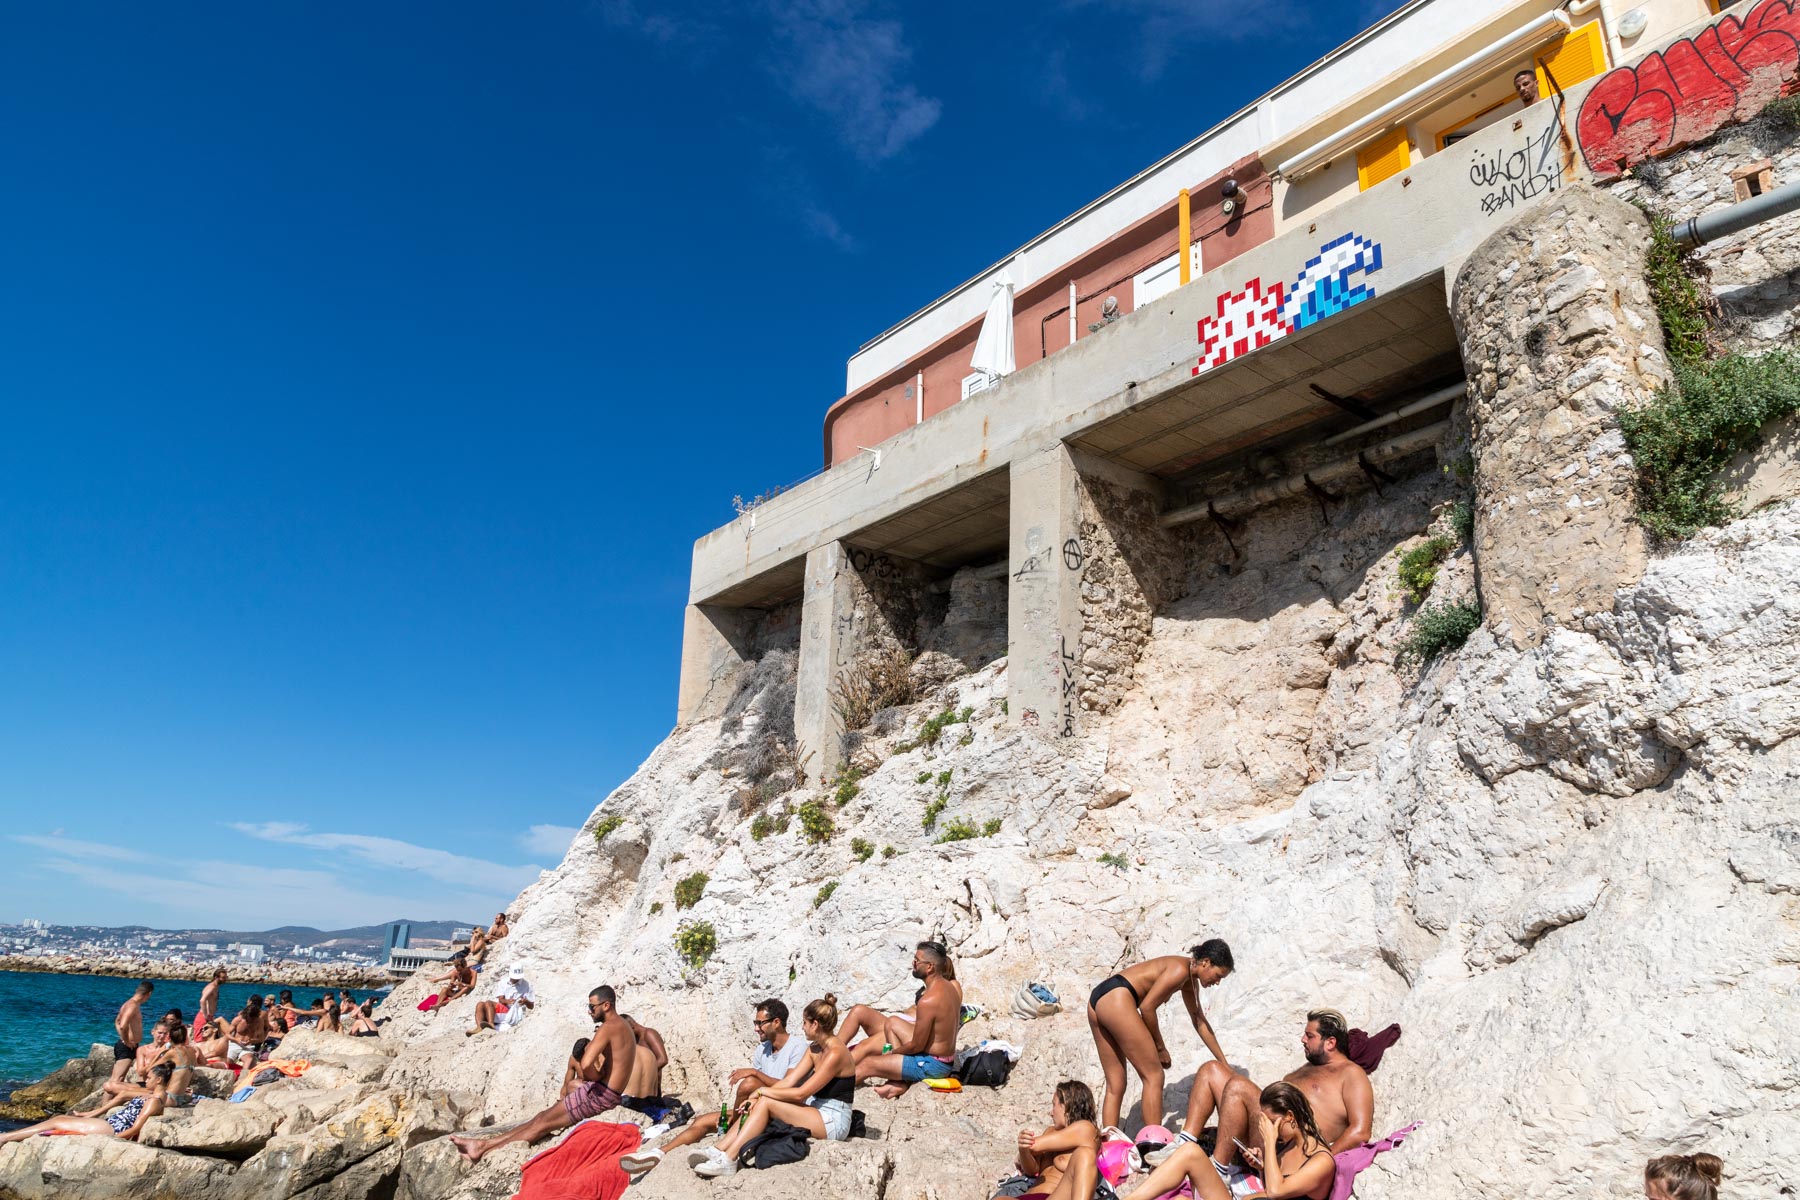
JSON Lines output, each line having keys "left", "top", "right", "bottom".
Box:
{"left": 39, "top": 919, "right": 475, "bottom": 952}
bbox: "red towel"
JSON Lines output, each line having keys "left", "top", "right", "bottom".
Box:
{"left": 513, "top": 1121, "right": 641, "bottom": 1200}
{"left": 418, "top": 994, "right": 440, "bottom": 1012}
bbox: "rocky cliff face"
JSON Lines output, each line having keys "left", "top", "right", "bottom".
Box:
{"left": 7, "top": 194, "right": 1798, "bottom": 1200}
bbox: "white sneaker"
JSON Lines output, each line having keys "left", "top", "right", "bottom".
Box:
{"left": 686, "top": 1147, "right": 717, "bottom": 1169}
{"left": 694, "top": 1149, "right": 737, "bottom": 1178}
{"left": 619, "top": 1148, "right": 663, "bottom": 1176}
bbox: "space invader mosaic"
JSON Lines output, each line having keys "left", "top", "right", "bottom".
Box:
{"left": 1194, "top": 277, "right": 1288, "bottom": 372}
{"left": 1192, "top": 232, "right": 1383, "bottom": 376}
{"left": 1280, "top": 233, "right": 1383, "bottom": 331}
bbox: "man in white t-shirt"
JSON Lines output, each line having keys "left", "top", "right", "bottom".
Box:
{"left": 467, "top": 963, "right": 536, "bottom": 1036}
{"left": 618, "top": 998, "right": 810, "bottom": 1177}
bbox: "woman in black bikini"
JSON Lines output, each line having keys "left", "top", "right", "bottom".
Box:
{"left": 1124, "top": 1081, "right": 1335, "bottom": 1200}
{"left": 1086, "top": 939, "right": 1234, "bottom": 1131}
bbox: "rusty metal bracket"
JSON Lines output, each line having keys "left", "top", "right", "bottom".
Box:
{"left": 1303, "top": 474, "right": 1339, "bottom": 523}
{"left": 1310, "top": 383, "right": 1376, "bottom": 421}
{"left": 1357, "top": 453, "right": 1397, "bottom": 495}
{"left": 1207, "top": 502, "right": 1245, "bottom": 555}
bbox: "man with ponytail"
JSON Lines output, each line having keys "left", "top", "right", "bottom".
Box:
{"left": 1645, "top": 1152, "right": 1724, "bottom": 1200}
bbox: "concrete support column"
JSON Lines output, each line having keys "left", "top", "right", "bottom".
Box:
{"left": 1007, "top": 443, "right": 1085, "bottom": 739}
{"left": 675, "top": 603, "right": 756, "bottom": 727}
{"left": 795, "top": 542, "right": 858, "bottom": 785}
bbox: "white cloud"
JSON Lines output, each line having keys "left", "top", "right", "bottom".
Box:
{"left": 766, "top": 0, "right": 942, "bottom": 163}
{"left": 9, "top": 834, "right": 148, "bottom": 862}
{"left": 519, "top": 824, "right": 582, "bottom": 858}
{"left": 229, "top": 823, "right": 542, "bottom": 895}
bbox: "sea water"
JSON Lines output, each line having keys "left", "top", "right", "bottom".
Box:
{"left": 0, "top": 969, "right": 386, "bottom": 1126}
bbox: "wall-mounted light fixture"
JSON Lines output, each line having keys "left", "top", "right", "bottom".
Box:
{"left": 1617, "top": 7, "right": 1648, "bottom": 38}
{"left": 1220, "top": 177, "right": 1240, "bottom": 218}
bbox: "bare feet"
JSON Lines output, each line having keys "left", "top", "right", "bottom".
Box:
{"left": 449, "top": 1135, "right": 488, "bottom": 1163}
{"left": 872, "top": 1083, "right": 910, "bottom": 1100}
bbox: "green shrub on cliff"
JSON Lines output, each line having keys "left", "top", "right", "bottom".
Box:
{"left": 1396, "top": 536, "right": 1453, "bottom": 603}
{"left": 674, "top": 920, "right": 716, "bottom": 969}
{"left": 592, "top": 814, "right": 622, "bottom": 843}
{"left": 1399, "top": 599, "right": 1482, "bottom": 667}
{"left": 1622, "top": 352, "right": 1800, "bottom": 538}
{"left": 673, "top": 871, "right": 709, "bottom": 910}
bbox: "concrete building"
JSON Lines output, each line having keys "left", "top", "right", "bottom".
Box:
{"left": 680, "top": 0, "right": 1782, "bottom": 782}
{"left": 386, "top": 947, "right": 455, "bottom": 978}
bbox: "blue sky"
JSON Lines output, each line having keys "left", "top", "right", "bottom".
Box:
{"left": 0, "top": 0, "right": 1399, "bottom": 931}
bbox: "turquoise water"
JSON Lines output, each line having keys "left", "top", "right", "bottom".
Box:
{"left": 0, "top": 970, "right": 384, "bottom": 1096}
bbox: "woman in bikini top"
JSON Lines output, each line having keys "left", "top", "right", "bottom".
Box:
{"left": 1241, "top": 1082, "right": 1337, "bottom": 1200}
{"left": 1085, "top": 941, "right": 1235, "bottom": 1131}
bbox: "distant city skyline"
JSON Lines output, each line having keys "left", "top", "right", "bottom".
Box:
{"left": 0, "top": 1, "right": 1402, "bottom": 927}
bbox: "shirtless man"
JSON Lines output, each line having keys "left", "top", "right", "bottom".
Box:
{"left": 448, "top": 984, "right": 636, "bottom": 1164}
{"left": 132, "top": 1021, "right": 172, "bottom": 1085}
{"left": 999, "top": 1080, "right": 1101, "bottom": 1200}
{"left": 621, "top": 1014, "right": 669, "bottom": 1105}
{"left": 193, "top": 969, "right": 226, "bottom": 1044}
{"left": 228, "top": 995, "right": 274, "bottom": 1068}
{"left": 1170, "top": 1008, "right": 1373, "bottom": 1189}
{"left": 428, "top": 952, "right": 476, "bottom": 1006}
{"left": 844, "top": 940, "right": 963, "bottom": 1098}
{"left": 1086, "top": 941, "right": 1234, "bottom": 1130}
{"left": 95, "top": 1024, "right": 202, "bottom": 1106}
{"left": 109, "top": 981, "right": 154, "bottom": 1084}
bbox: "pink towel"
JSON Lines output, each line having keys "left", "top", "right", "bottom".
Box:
{"left": 418, "top": 994, "right": 441, "bottom": 1012}
{"left": 1330, "top": 1121, "right": 1422, "bottom": 1200}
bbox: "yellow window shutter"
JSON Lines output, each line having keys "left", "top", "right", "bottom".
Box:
{"left": 1536, "top": 20, "right": 1608, "bottom": 96}
{"left": 1356, "top": 126, "right": 1411, "bottom": 191}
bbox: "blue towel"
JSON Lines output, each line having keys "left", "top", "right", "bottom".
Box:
{"left": 230, "top": 1086, "right": 256, "bottom": 1103}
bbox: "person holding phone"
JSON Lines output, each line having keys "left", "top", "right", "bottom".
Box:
{"left": 1124, "top": 1082, "right": 1334, "bottom": 1200}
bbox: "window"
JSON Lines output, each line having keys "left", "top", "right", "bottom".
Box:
{"left": 1535, "top": 20, "right": 1607, "bottom": 96}
{"left": 1356, "top": 125, "right": 1412, "bottom": 191}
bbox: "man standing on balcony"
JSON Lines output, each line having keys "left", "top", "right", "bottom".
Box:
{"left": 1513, "top": 68, "right": 1540, "bottom": 106}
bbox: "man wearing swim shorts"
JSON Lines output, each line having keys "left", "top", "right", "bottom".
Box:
{"left": 850, "top": 940, "right": 963, "bottom": 1098}
{"left": 448, "top": 984, "right": 637, "bottom": 1164}
{"left": 109, "top": 981, "right": 153, "bottom": 1085}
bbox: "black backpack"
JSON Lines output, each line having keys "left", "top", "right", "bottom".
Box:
{"left": 737, "top": 1117, "right": 812, "bottom": 1169}
{"left": 955, "top": 1050, "right": 1014, "bottom": 1087}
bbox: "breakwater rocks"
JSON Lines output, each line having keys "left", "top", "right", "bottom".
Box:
{"left": 0, "top": 956, "right": 394, "bottom": 989}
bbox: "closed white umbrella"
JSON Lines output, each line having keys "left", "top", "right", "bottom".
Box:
{"left": 969, "top": 272, "right": 1016, "bottom": 380}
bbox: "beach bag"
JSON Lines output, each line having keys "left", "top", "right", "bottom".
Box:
{"left": 737, "top": 1118, "right": 811, "bottom": 1169}
{"left": 1011, "top": 982, "right": 1059, "bottom": 1019}
{"left": 956, "top": 1049, "right": 1015, "bottom": 1087}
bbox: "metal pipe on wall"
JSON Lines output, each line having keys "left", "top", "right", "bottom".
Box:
{"left": 915, "top": 371, "right": 924, "bottom": 424}
{"left": 1321, "top": 381, "right": 1465, "bottom": 446}
{"left": 1068, "top": 281, "right": 1078, "bottom": 346}
{"left": 1161, "top": 419, "right": 1451, "bottom": 527}
{"left": 1674, "top": 179, "right": 1800, "bottom": 248}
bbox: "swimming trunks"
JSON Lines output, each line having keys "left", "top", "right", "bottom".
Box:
{"left": 106, "top": 1098, "right": 144, "bottom": 1135}
{"left": 899, "top": 1054, "right": 955, "bottom": 1083}
{"left": 562, "top": 1081, "right": 623, "bottom": 1122}
{"left": 1088, "top": 975, "right": 1142, "bottom": 1009}
{"left": 112, "top": 1040, "right": 136, "bottom": 1062}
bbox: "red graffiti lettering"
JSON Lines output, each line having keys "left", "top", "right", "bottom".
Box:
{"left": 1578, "top": 0, "right": 1800, "bottom": 179}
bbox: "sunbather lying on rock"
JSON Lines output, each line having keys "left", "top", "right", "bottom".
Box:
{"left": 621, "top": 998, "right": 809, "bottom": 1178}
{"left": 449, "top": 984, "right": 636, "bottom": 1164}
{"left": 1161, "top": 1008, "right": 1371, "bottom": 1193}
{"left": 996, "top": 1080, "right": 1100, "bottom": 1200}
{"left": 687, "top": 995, "right": 854, "bottom": 1178}
{"left": 1087, "top": 940, "right": 1234, "bottom": 1130}
{"left": 5, "top": 1063, "right": 173, "bottom": 1143}
{"left": 1131, "top": 1082, "right": 1336, "bottom": 1200}
{"left": 843, "top": 940, "right": 962, "bottom": 1098}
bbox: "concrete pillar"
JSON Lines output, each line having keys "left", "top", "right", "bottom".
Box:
{"left": 1451, "top": 189, "right": 1665, "bottom": 646}
{"left": 795, "top": 543, "right": 858, "bottom": 785}
{"left": 1007, "top": 443, "right": 1085, "bottom": 739}
{"left": 675, "top": 603, "right": 757, "bottom": 727}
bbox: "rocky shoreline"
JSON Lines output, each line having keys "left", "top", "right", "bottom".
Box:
{"left": 0, "top": 955, "right": 394, "bottom": 989}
